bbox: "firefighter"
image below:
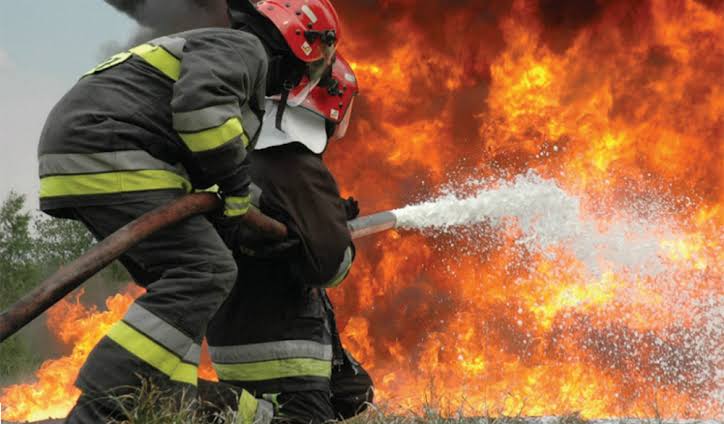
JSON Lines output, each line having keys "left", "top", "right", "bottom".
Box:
{"left": 201, "top": 54, "right": 373, "bottom": 424}
{"left": 36, "top": 1, "right": 342, "bottom": 422}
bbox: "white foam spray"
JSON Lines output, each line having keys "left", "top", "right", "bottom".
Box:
{"left": 393, "top": 171, "right": 673, "bottom": 276}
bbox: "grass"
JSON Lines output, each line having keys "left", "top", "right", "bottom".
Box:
{"left": 16, "top": 379, "right": 714, "bottom": 424}
{"left": 104, "top": 379, "right": 238, "bottom": 424}
{"left": 350, "top": 402, "right": 593, "bottom": 424}
{"left": 107, "top": 382, "right": 715, "bottom": 424}
{"left": 101, "top": 381, "right": 598, "bottom": 424}
{"left": 13, "top": 395, "right": 717, "bottom": 424}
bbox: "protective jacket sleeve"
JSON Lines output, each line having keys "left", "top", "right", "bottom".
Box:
{"left": 246, "top": 144, "right": 353, "bottom": 287}
{"left": 171, "top": 31, "right": 267, "bottom": 215}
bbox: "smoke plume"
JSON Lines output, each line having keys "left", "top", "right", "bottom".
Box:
{"left": 104, "top": 0, "right": 228, "bottom": 44}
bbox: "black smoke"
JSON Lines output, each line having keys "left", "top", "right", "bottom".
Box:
{"left": 104, "top": 0, "right": 228, "bottom": 44}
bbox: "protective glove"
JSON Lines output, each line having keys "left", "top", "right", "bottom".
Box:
{"left": 210, "top": 211, "right": 300, "bottom": 259}
{"left": 237, "top": 237, "right": 301, "bottom": 259}
{"left": 341, "top": 196, "right": 360, "bottom": 220}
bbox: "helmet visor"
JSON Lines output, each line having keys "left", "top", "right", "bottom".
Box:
{"left": 331, "top": 97, "right": 355, "bottom": 141}
{"left": 288, "top": 44, "right": 336, "bottom": 106}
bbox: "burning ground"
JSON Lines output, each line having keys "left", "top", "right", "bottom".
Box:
{"left": 1, "top": 0, "right": 723, "bottom": 421}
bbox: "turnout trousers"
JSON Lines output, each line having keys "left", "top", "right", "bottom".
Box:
{"left": 272, "top": 349, "right": 374, "bottom": 423}
{"left": 199, "top": 349, "right": 373, "bottom": 424}
{"left": 65, "top": 193, "right": 238, "bottom": 423}
{"left": 206, "top": 284, "right": 373, "bottom": 424}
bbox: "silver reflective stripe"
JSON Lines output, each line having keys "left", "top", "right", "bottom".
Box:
{"left": 225, "top": 195, "right": 250, "bottom": 210}
{"left": 255, "top": 399, "right": 274, "bottom": 424}
{"left": 183, "top": 343, "right": 202, "bottom": 365}
{"left": 326, "top": 246, "right": 353, "bottom": 287}
{"left": 172, "top": 102, "right": 241, "bottom": 132}
{"left": 123, "top": 304, "right": 200, "bottom": 365}
{"left": 209, "top": 340, "right": 333, "bottom": 364}
{"left": 39, "top": 150, "right": 184, "bottom": 177}
{"left": 241, "top": 103, "right": 261, "bottom": 146}
{"left": 150, "top": 35, "right": 186, "bottom": 58}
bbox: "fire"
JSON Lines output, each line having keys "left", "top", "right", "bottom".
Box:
{"left": 0, "top": 287, "right": 142, "bottom": 421}
{"left": 199, "top": 342, "right": 219, "bottom": 382}
{"left": 326, "top": 0, "right": 723, "bottom": 419}
{"left": 1, "top": 0, "right": 722, "bottom": 420}
{"left": 0, "top": 284, "right": 218, "bottom": 422}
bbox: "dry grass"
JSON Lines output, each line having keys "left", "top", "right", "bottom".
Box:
{"left": 349, "top": 403, "right": 590, "bottom": 424}
{"left": 105, "top": 379, "right": 237, "bottom": 424}
{"left": 101, "top": 380, "right": 594, "bottom": 424}
{"left": 59, "top": 382, "right": 716, "bottom": 424}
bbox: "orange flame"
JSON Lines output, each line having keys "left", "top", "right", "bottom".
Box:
{"left": 326, "top": 0, "right": 723, "bottom": 419}
{"left": 0, "top": 286, "right": 219, "bottom": 422}
{"left": 0, "top": 287, "right": 142, "bottom": 421}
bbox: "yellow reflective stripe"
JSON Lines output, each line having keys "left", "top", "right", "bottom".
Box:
{"left": 224, "top": 195, "right": 251, "bottom": 217}
{"left": 129, "top": 44, "right": 182, "bottom": 81}
{"left": 82, "top": 51, "right": 133, "bottom": 77}
{"left": 214, "top": 358, "right": 332, "bottom": 382}
{"left": 178, "top": 117, "right": 249, "bottom": 153}
{"left": 236, "top": 390, "right": 259, "bottom": 424}
{"left": 81, "top": 43, "right": 180, "bottom": 80}
{"left": 107, "top": 321, "right": 198, "bottom": 385}
{"left": 200, "top": 184, "right": 220, "bottom": 194}
{"left": 325, "top": 246, "right": 353, "bottom": 288}
{"left": 326, "top": 267, "right": 351, "bottom": 288}
{"left": 39, "top": 170, "right": 192, "bottom": 198}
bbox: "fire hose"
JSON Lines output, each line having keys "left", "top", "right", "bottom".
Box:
{"left": 0, "top": 193, "right": 398, "bottom": 343}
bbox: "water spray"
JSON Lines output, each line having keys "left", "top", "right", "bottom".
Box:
{"left": 354, "top": 171, "right": 673, "bottom": 277}
{"left": 0, "top": 172, "right": 680, "bottom": 342}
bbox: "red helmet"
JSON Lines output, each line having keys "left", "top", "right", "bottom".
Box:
{"left": 301, "top": 54, "right": 358, "bottom": 141}
{"left": 255, "top": 0, "right": 341, "bottom": 105}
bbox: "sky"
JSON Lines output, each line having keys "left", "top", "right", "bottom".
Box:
{"left": 0, "top": 2, "right": 136, "bottom": 210}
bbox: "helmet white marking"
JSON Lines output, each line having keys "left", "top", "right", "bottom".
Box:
{"left": 301, "top": 5, "right": 318, "bottom": 23}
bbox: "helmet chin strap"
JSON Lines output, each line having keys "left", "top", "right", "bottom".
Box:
{"left": 273, "top": 62, "right": 304, "bottom": 131}
{"left": 276, "top": 87, "right": 291, "bottom": 131}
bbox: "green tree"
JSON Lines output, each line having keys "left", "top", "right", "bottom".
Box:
{"left": 0, "top": 192, "right": 42, "bottom": 380}
{"left": 0, "top": 191, "right": 37, "bottom": 310}
{"left": 33, "top": 215, "right": 95, "bottom": 271}
{"left": 32, "top": 213, "right": 130, "bottom": 290}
